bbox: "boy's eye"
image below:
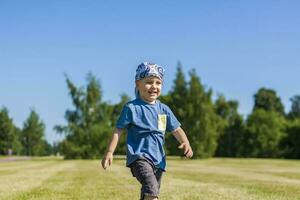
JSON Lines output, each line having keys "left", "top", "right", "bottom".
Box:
{"left": 144, "top": 79, "right": 162, "bottom": 85}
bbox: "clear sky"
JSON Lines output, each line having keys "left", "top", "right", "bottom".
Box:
{"left": 1, "top": 1, "right": 300, "bottom": 144}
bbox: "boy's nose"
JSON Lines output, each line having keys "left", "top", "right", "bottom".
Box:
{"left": 150, "top": 84, "right": 156, "bottom": 88}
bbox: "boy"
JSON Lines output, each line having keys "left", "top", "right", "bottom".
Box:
{"left": 101, "top": 62, "right": 193, "bottom": 200}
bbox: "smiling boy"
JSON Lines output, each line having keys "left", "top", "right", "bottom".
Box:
{"left": 101, "top": 62, "right": 193, "bottom": 200}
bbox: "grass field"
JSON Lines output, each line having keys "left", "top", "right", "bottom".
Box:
{"left": 0, "top": 157, "right": 300, "bottom": 200}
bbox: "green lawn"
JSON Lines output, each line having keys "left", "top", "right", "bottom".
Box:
{"left": 0, "top": 157, "right": 300, "bottom": 200}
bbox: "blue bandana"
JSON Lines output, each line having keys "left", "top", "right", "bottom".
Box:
{"left": 135, "top": 62, "right": 165, "bottom": 98}
{"left": 135, "top": 62, "right": 165, "bottom": 81}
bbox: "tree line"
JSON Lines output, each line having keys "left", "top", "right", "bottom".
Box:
{"left": 0, "top": 108, "right": 52, "bottom": 156}
{"left": 1, "top": 64, "right": 300, "bottom": 159}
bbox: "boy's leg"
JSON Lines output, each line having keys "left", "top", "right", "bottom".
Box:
{"left": 143, "top": 169, "right": 163, "bottom": 200}
{"left": 154, "top": 168, "right": 163, "bottom": 191}
{"left": 130, "top": 159, "right": 162, "bottom": 200}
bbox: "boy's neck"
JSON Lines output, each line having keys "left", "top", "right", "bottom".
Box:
{"left": 138, "top": 97, "right": 157, "bottom": 104}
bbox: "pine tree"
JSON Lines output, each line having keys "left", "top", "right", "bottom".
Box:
{"left": 21, "top": 109, "right": 46, "bottom": 156}
{"left": 184, "top": 69, "right": 219, "bottom": 158}
{"left": 0, "top": 107, "right": 22, "bottom": 155}
{"left": 164, "top": 63, "right": 189, "bottom": 155}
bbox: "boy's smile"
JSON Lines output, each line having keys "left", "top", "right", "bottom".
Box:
{"left": 136, "top": 76, "right": 162, "bottom": 104}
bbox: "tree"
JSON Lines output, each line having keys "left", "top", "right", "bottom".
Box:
{"left": 280, "top": 119, "right": 300, "bottom": 158}
{"left": 184, "top": 69, "right": 219, "bottom": 158}
{"left": 55, "top": 73, "right": 113, "bottom": 159}
{"left": 0, "top": 107, "right": 22, "bottom": 155}
{"left": 245, "top": 109, "right": 286, "bottom": 157}
{"left": 253, "top": 88, "right": 285, "bottom": 115}
{"left": 163, "top": 63, "right": 189, "bottom": 155}
{"left": 164, "top": 67, "right": 220, "bottom": 158}
{"left": 288, "top": 95, "right": 300, "bottom": 119}
{"left": 21, "top": 109, "right": 46, "bottom": 156}
{"left": 214, "top": 95, "right": 246, "bottom": 157}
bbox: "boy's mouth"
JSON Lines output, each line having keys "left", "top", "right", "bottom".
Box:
{"left": 148, "top": 91, "right": 158, "bottom": 95}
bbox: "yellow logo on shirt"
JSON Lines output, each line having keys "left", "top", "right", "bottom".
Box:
{"left": 158, "top": 114, "right": 167, "bottom": 131}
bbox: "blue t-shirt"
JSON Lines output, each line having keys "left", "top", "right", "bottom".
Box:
{"left": 116, "top": 98, "right": 180, "bottom": 171}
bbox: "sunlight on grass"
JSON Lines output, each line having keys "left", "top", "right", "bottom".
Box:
{"left": 0, "top": 158, "right": 300, "bottom": 200}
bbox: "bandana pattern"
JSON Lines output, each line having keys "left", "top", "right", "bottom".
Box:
{"left": 135, "top": 62, "right": 165, "bottom": 81}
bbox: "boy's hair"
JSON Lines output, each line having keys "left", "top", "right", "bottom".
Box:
{"left": 135, "top": 62, "right": 165, "bottom": 81}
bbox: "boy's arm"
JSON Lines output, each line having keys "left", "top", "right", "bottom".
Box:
{"left": 172, "top": 127, "right": 193, "bottom": 158}
{"left": 101, "top": 128, "right": 123, "bottom": 169}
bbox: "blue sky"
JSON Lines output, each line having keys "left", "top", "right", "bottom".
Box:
{"left": 1, "top": 1, "right": 300, "bottom": 144}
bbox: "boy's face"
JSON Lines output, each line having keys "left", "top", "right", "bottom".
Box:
{"left": 136, "top": 76, "right": 162, "bottom": 104}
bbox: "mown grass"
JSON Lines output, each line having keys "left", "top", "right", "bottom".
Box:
{"left": 0, "top": 157, "right": 300, "bottom": 200}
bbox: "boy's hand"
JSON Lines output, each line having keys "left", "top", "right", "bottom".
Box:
{"left": 178, "top": 142, "right": 193, "bottom": 158}
{"left": 101, "top": 152, "right": 113, "bottom": 169}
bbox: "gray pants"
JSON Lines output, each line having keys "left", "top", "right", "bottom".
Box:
{"left": 130, "top": 159, "right": 163, "bottom": 200}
